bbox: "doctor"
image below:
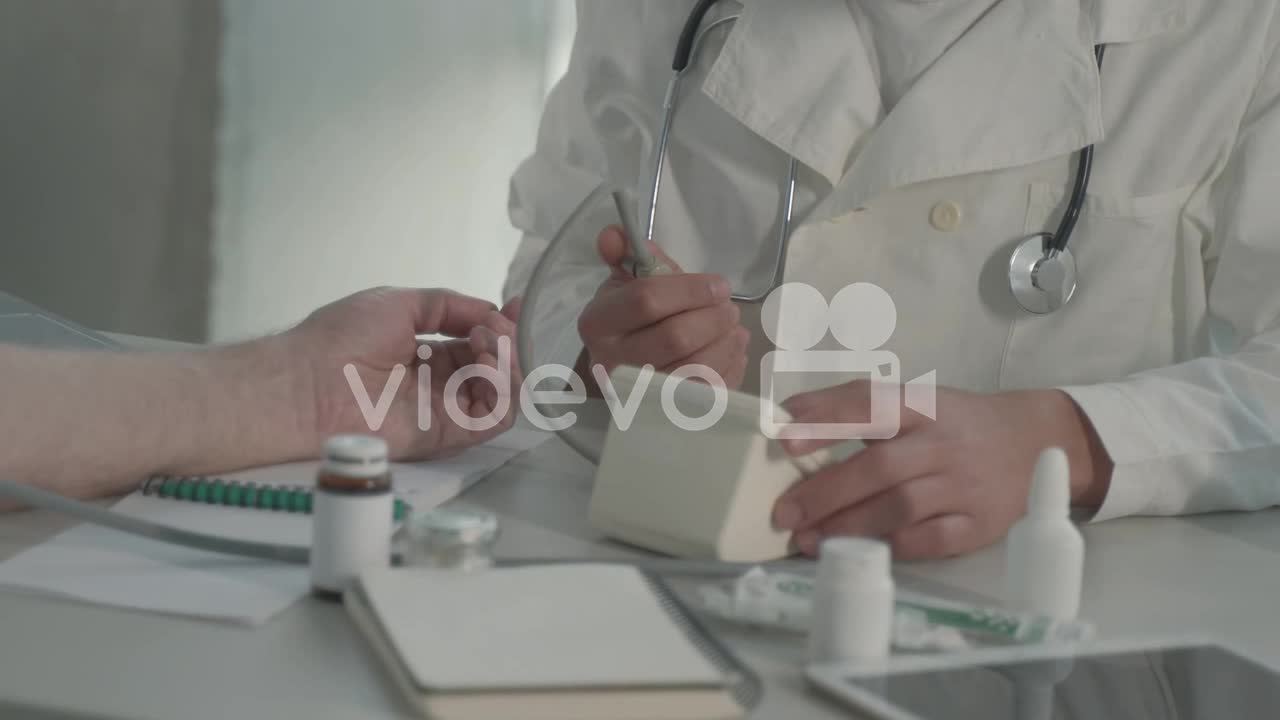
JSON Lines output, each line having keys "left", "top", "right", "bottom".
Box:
{"left": 505, "top": 1, "right": 1280, "bottom": 559}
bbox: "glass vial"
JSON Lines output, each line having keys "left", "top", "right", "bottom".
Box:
{"left": 404, "top": 507, "right": 500, "bottom": 572}
{"left": 310, "top": 435, "right": 393, "bottom": 599}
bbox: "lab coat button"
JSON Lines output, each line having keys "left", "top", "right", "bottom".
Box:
{"left": 930, "top": 201, "right": 964, "bottom": 232}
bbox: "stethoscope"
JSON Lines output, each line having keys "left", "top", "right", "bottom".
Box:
{"left": 0, "top": 478, "right": 798, "bottom": 578}
{"left": 623, "top": 0, "right": 1105, "bottom": 315}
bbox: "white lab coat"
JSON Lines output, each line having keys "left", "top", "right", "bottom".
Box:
{"left": 505, "top": 0, "right": 1280, "bottom": 523}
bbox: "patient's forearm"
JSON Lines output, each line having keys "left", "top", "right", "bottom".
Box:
{"left": 0, "top": 338, "right": 314, "bottom": 506}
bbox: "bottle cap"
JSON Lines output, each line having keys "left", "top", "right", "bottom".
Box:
{"left": 323, "top": 435, "right": 389, "bottom": 478}
{"left": 816, "top": 537, "right": 891, "bottom": 584}
{"left": 408, "top": 507, "right": 500, "bottom": 545}
{"left": 1028, "top": 447, "right": 1071, "bottom": 518}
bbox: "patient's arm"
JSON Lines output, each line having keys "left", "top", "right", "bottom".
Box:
{"left": 0, "top": 337, "right": 310, "bottom": 508}
{"left": 0, "top": 287, "right": 521, "bottom": 510}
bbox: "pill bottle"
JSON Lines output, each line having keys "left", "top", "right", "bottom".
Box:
{"left": 404, "top": 507, "right": 500, "bottom": 572}
{"left": 808, "top": 537, "right": 895, "bottom": 664}
{"left": 310, "top": 435, "right": 393, "bottom": 599}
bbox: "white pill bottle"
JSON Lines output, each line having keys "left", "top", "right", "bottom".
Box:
{"left": 808, "top": 537, "right": 895, "bottom": 664}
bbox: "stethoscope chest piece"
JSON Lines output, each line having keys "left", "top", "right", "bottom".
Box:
{"left": 1009, "top": 233, "right": 1077, "bottom": 315}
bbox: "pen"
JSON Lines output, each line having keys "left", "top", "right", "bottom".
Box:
{"left": 611, "top": 189, "right": 672, "bottom": 278}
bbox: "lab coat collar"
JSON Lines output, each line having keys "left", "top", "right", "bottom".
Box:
{"left": 701, "top": 0, "right": 885, "bottom": 188}
{"left": 700, "top": 0, "right": 1190, "bottom": 219}
{"left": 1090, "top": 0, "right": 1192, "bottom": 44}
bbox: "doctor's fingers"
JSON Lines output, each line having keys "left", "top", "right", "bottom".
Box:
{"left": 790, "top": 474, "right": 958, "bottom": 557}
{"left": 596, "top": 226, "right": 686, "bottom": 274}
{"left": 779, "top": 379, "right": 930, "bottom": 456}
{"left": 659, "top": 325, "right": 752, "bottom": 390}
{"left": 578, "top": 273, "right": 732, "bottom": 337}
{"left": 772, "top": 435, "right": 940, "bottom": 533}
{"left": 888, "top": 514, "right": 979, "bottom": 562}
{"left": 615, "top": 302, "right": 742, "bottom": 367}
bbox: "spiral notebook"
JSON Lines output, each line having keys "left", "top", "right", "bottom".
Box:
{"left": 126, "top": 426, "right": 551, "bottom": 548}
{"left": 0, "top": 429, "right": 550, "bottom": 624}
{"left": 345, "top": 565, "right": 759, "bottom": 720}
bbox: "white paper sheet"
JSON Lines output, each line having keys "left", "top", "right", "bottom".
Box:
{"left": 0, "top": 521, "right": 308, "bottom": 625}
{"left": 0, "top": 430, "right": 550, "bottom": 625}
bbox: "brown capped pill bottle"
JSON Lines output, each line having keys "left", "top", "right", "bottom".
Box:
{"left": 310, "top": 435, "right": 392, "bottom": 600}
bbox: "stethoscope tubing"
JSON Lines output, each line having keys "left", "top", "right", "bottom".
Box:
{"left": 0, "top": 478, "right": 799, "bottom": 578}
{"left": 1049, "top": 44, "right": 1106, "bottom": 256}
{"left": 642, "top": 0, "right": 1105, "bottom": 311}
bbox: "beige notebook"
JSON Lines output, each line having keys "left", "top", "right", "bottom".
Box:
{"left": 345, "top": 565, "right": 751, "bottom": 720}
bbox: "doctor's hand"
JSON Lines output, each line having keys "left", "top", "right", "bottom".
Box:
{"left": 577, "top": 226, "right": 750, "bottom": 389}
{"left": 291, "top": 287, "right": 521, "bottom": 462}
{"left": 770, "top": 382, "right": 1114, "bottom": 560}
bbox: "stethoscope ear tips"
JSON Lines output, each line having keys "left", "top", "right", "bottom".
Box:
{"left": 1009, "top": 233, "right": 1077, "bottom": 315}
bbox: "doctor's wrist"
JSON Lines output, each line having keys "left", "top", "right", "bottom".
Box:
{"left": 1041, "top": 389, "right": 1113, "bottom": 508}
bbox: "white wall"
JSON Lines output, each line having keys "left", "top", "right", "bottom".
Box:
{"left": 212, "top": 0, "right": 574, "bottom": 341}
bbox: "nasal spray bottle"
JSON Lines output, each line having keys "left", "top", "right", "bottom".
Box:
{"left": 1004, "top": 447, "right": 1085, "bottom": 619}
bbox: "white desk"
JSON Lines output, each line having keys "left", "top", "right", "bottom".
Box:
{"left": 3, "top": 343, "right": 1280, "bottom": 718}
{"left": 3, "top": 436, "right": 1280, "bottom": 719}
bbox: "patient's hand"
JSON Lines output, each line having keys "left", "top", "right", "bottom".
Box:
{"left": 293, "top": 287, "right": 522, "bottom": 461}
{"left": 0, "top": 288, "right": 521, "bottom": 505}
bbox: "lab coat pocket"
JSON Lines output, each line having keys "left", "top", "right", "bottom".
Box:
{"left": 998, "top": 182, "right": 1197, "bottom": 390}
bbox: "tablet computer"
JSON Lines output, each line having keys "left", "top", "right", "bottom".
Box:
{"left": 806, "top": 637, "right": 1280, "bottom": 720}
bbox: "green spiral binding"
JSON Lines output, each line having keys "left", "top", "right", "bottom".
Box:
{"left": 140, "top": 475, "right": 410, "bottom": 522}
